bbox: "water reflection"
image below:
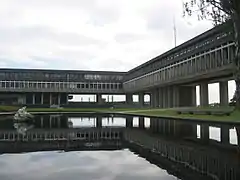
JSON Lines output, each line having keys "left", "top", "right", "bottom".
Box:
{"left": 0, "top": 150, "right": 178, "bottom": 180}
{"left": 0, "top": 113, "right": 239, "bottom": 179}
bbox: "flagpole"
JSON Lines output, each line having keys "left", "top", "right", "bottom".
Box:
{"left": 173, "top": 17, "right": 177, "bottom": 47}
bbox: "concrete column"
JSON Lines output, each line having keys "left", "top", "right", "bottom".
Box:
{"left": 66, "top": 94, "right": 69, "bottom": 104}
{"left": 151, "top": 89, "right": 159, "bottom": 108}
{"left": 58, "top": 93, "right": 61, "bottom": 105}
{"left": 191, "top": 86, "right": 197, "bottom": 107}
{"left": 162, "top": 88, "right": 167, "bottom": 108}
{"left": 200, "top": 82, "right": 209, "bottom": 107}
{"left": 200, "top": 124, "right": 209, "bottom": 141}
{"left": 126, "top": 93, "right": 133, "bottom": 105}
{"left": 40, "top": 117, "right": 44, "bottom": 128}
{"left": 32, "top": 94, "right": 35, "bottom": 105}
{"left": 49, "top": 116, "right": 52, "bottom": 128}
{"left": 41, "top": 93, "right": 44, "bottom": 105}
{"left": 96, "top": 116, "right": 102, "bottom": 128}
{"left": 172, "top": 86, "right": 179, "bottom": 107}
{"left": 220, "top": 125, "right": 230, "bottom": 144}
{"left": 126, "top": 116, "right": 133, "bottom": 128}
{"left": 219, "top": 81, "right": 229, "bottom": 106}
{"left": 178, "top": 86, "right": 196, "bottom": 107}
{"left": 158, "top": 88, "right": 163, "bottom": 108}
{"left": 96, "top": 94, "right": 102, "bottom": 104}
{"left": 167, "top": 86, "right": 173, "bottom": 108}
{"left": 138, "top": 92, "right": 144, "bottom": 107}
{"left": 49, "top": 93, "right": 52, "bottom": 105}
{"left": 139, "top": 117, "right": 145, "bottom": 129}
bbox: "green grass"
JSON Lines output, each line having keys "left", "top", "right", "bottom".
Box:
{"left": 0, "top": 105, "right": 240, "bottom": 123}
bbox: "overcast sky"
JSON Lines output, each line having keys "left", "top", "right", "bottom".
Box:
{"left": 0, "top": 0, "right": 235, "bottom": 103}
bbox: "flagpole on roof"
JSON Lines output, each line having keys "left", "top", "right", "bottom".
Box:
{"left": 173, "top": 16, "right": 177, "bottom": 47}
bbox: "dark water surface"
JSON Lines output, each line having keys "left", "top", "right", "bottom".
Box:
{"left": 0, "top": 113, "right": 239, "bottom": 180}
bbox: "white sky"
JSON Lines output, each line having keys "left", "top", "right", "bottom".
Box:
{"left": 0, "top": 0, "right": 236, "bottom": 103}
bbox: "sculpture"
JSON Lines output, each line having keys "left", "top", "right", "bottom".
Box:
{"left": 13, "top": 106, "right": 34, "bottom": 122}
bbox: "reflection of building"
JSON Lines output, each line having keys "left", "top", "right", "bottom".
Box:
{"left": 0, "top": 127, "right": 123, "bottom": 153}
{"left": 0, "top": 114, "right": 239, "bottom": 179}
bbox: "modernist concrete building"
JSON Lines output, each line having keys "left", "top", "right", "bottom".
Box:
{"left": 0, "top": 22, "right": 235, "bottom": 107}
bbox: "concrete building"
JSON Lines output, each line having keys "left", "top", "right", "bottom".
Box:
{"left": 0, "top": 22, "right": 235, "bottom": 107}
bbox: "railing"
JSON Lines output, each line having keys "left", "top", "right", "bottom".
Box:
{"left": 125, "top": 22, "right": 233, "bottom": 81}
{"left": 124, "top": 42, "right": 234, "bottom": 91}
{"left": 0, "top": 80, "right": 124, "bottom": 93}
{"left": 124, "top": 129, "right": 239, "bottom": 180}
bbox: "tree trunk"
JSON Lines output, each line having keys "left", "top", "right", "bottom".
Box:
{"left": 232, "top": 12, "right": 240, "bottom": 109}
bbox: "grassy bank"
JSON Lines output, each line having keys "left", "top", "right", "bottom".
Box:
{"left": 0, "top": 105, "right": 240, "bottom": 123}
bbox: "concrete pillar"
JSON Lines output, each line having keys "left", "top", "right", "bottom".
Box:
{"left": 151, "top": 89, "right": 159, "bottom": 108}
{"left": 58, "top": 93, "right": 61, "bottom": 105}
{"left": 126, "top": 116, "right": 133, "bottom": 128}
{"left": 200, "top": 82, "right": 209, "bottom": 106}
{"left": 57, "top": 117, "right": 61, "bottom": 128}
{"left": 219, "top": 81, "right": 229, "bottom": 106}
{"left": 158, "top": 88, "right": 164, "bottom": 108}
{"left": 32, "top": 94, "right": 35, "bottom": 105}
{"left": 178, "top": 86, "right": 196, "bottom": 107}
{"left": 172, "top": 86, "right": 179, "bottom": 107}
{"left": 167, "top": 86, "right": 173, "bottom": 108}
{"left": 162, "top": 88, "right": 167, "bottom": 108}
{"left": 40, "top": 117, "right": 44, "bottom": 128}
{"left": 200, "top": 124, "right": 209, "bottom": 141}
{"left": 49, "top": 93, "right": 52, "bottom": 105}
{"left": 126, "top": 93, "right": 133, "bottom": 105}
{"left": 96, "top": 116, "right": 102, "bottom": 128}
{"left": 138, "top": 92, "right": 144, "bottom": 107}
{"left": 49, "top": 116, "right": 52, "bottom": 128}
{"left": 41, "top": 93, "right": 44, "bottom": 105}
{"left": 66, "top": 94, "right": 69, "bottom": 104}
{"left": 220, "top": 126, "right": 230, "bottom": 144}
{"left": 139, "top": 117, "right": 145, "bottom": 129}
{"left": 96, "top": 94, "right": 102, "bottom": 104}
{"left": 191, "top": 86, "right": 197, "bottom": 106}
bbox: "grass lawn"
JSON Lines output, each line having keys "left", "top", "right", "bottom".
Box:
{"left": 0, "top": 105, "right": 240, "bottom": 123}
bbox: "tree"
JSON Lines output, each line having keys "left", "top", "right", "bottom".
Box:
{"left": 183, "top": 0, "right": 240, "bottom": 108}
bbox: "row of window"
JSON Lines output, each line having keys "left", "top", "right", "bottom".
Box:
{"left": 0, "top": 81, "right": 123, "bottom": 90}
{"left": 0, "top": 131, "right": 121, "bottom": 140}
{"left": 0, "top": 72, "right": 124, "bottom": 81}
{"left": 124, "top": 43, "right": 234, "bottom": 90}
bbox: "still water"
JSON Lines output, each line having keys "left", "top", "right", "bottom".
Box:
{"left": 0, "top": 113, "right": 239, "bottom": 180}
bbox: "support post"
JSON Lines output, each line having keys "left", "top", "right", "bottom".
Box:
{"left": 219, "top": 81, "right": 229, "bottom": 106}
{"left": 139, "top": 117, "right": 145, "bottom": 129}
{"left": 96, "top": 116, "right": 102, "bottom": 128}
{"left": 138, "top": 92, "right": 144, "bottom": 107}
{"left": 32, "top": 93, "right": 35, "bottom": 105}
{"left": 200, "top": 124, "right": 209, "bottom": 141}
{"left": 200, "top": 82, "right": 209, "bottom": 107}
{"left": 126, "top": 116, "right": 133, "bottom": 128}
{"left": 126, "top": 93, "right": 133, "bottom": 105}
{"left": 41, "top": 93, "right": 44, "bottom": 105}
{"left": 221, "top": 125, "right": 230, "bottom": 144}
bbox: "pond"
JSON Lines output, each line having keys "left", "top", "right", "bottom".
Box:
{"left": 0, "top": 113, "right": 239, "bottom": 180}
